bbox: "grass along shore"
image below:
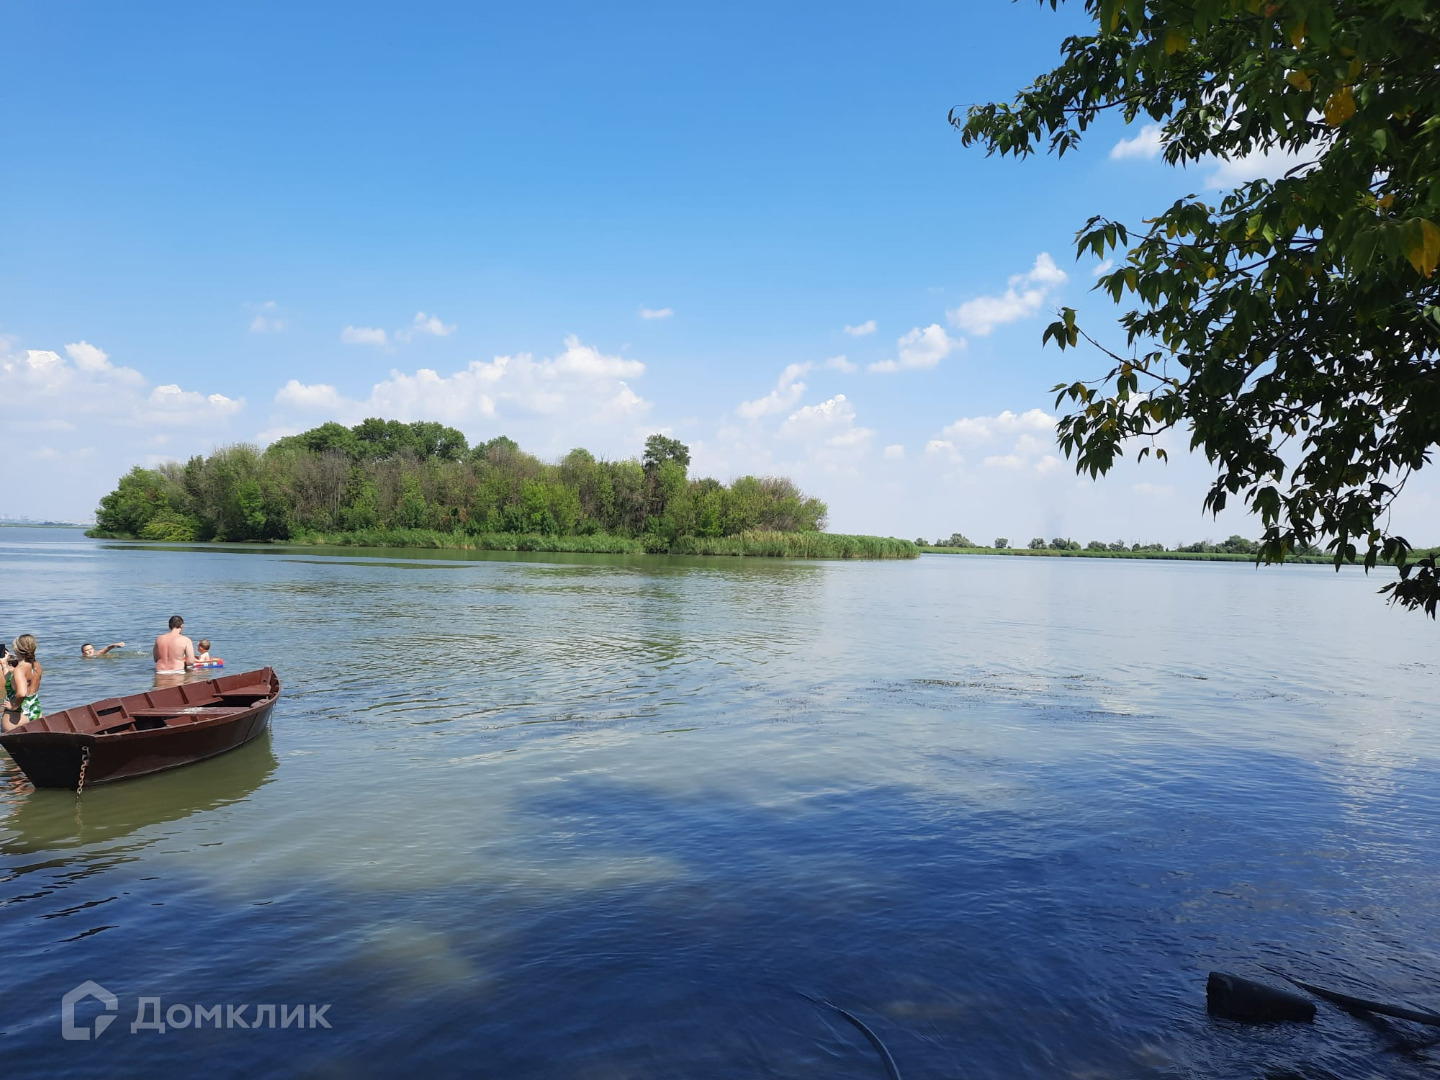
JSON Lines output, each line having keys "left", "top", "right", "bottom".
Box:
{"left": 280, "top": 527, "right": 919, "bottom": 559}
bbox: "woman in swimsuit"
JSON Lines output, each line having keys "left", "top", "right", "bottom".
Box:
{"left": 2, "top": 634, "right": 42, "bottom": 732}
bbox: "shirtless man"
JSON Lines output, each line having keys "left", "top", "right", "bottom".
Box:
{"left": 154, "top": 615, "right": 196, "bottom": 676}
{"left": 82, "top": 642, "right": 126, "bottom": 658}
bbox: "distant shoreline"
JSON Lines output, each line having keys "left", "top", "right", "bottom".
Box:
{"left": 921, "top": 545, "right": 1339, "bottom": 565}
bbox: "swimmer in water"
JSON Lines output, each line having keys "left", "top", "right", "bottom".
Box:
{"left": 81, "top": 642, "right": 126, "bottom": 658}
{"left": 154, "top": 615, "right": 196, "bottom": 676}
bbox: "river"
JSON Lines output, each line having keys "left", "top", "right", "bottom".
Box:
{"left": 1, "top": 527, "right": 1436, "bottom": 1077}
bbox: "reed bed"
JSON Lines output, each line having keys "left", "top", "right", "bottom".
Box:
{"left": 289, "top": 528, "right": 646, "bottom": 553}
{"left": 671, "top": 531, "right": 918, "bottom": 559}
{"left": 287, "top": 527, "right": 917, "bottom": 559}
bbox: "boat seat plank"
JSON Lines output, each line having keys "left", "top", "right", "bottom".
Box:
{"left": 126, "top": 706, "right": 254, "bottom": 718}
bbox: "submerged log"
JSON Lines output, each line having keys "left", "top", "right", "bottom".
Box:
{"left": 1274, "top": 973, "right": 1440, "bottom": 1029}
{"left": 1206, "top": 972, "right": 1316, "bottom": 1023}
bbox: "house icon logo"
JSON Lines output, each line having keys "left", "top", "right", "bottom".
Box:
{"left": 62, "top": 981, "right": 118, "bottom": 1041}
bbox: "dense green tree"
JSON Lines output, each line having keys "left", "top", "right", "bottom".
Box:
{"left": 960, "top": 0, "right": 1440, "bottom": 613}
{"left": 643, "top": 434, "right": 691, "bottom": 473}
{"left": 1029, "top": 537, "right": 1047, "bottom": 549}
{"left": 90, "top": 422, "right": 830, "bottom": 548}
{"left": 994, "top": 537, "right": 1010, "bottom": 549}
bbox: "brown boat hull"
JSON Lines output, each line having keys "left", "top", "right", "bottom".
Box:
{"left": 0, "top": 668, "right": 280, "bottom": 789}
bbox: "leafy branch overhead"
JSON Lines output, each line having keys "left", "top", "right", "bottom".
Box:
{"left": 957, "top": 0, "right": 1440, "bottom": 614}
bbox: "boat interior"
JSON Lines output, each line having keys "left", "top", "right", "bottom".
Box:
{"left": 28, "top": 674, "right": 276, "bottom": 737}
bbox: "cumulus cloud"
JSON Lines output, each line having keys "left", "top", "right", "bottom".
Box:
{"left": 247, "top": 300, "right": 286, "bottom": 334}
{"left": 843, "top": 320, "right": 877, "bottom": 337}
{"left": 269, "top": 336, "right": 650, "bottom": 452}
{"left": 3, "top": 345, "right": 237, "bottom": 427}
{"left": 1110, "top": 123, "right": 1165, "bottom": 161}
{"left": 947, "top": 254, "right": 1068, "bottom": 337}
{"left": 938, "top": 407, "right": 1056, "bottom": 445}
{"left": 639, "top": 306, "right": 673, "bottom": 320}
{"left": 65, "top": 340, "right": 132, "bottom": 376}
{"left": 736, "top": 355, "right": 860, "bottom": 420}
{"left": 342, "top": 325, "right": 389, "bottom": 347}
{"left": 776, "top": 394, "right": 874, "bottom": 465}
{"left": 868, "top": 324, "right": 963, "bottom": 374}
{"left": 1204, "top": 144, "right": 1317, "bottom": 188}
{"left": 883, "top": 444, "right": 905, "bottom": 460}
{"left": 275, "top": 380, "right": 347, "bottom": 412}
{"left": 397, "top": 311, "right": 457, "bottom": 340}
{"left": 147, "top": 384, "right": 244, "bottom": 422}
{"left": 927, "top": 409, "right": 1062, "bottom": 475}
{"left": 737, "top": 362, "right": 812, "bottom": 420}
{"left": 0, "top": 337, "right": 246, "bottom": 519}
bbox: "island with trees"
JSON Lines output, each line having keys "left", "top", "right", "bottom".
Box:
{"left": 87, "top": 420, "right": 917, "bottom": 559}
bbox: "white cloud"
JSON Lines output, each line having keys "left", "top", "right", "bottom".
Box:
{"left": 1093, "top": 258, "right": 1114, "bottom": 277}
{"left": 342, "top": 325, "right": 389, "bottom": 346}
{"left": 947, "top": 254, "right": 1068, "bottom": 336}
{"left": 1110, "top": 123, "right": 1164, "bottom": 161}
{"left": 775, "top": 393, "right": 875, "bottom": 467}
{"left": 0, "top": 337, "right": 247, "bottom": 519}
{"left": 1204, "top": 144, "right": 1316, "bottom": 188}
{"left": 932, "top": 409, "right": 1061, "bottom": 476}
{"left": 148, "top": 384, "right": 244, "bottom": 422}
{"left": 65, "top": 340, "right": 137, "bottom": 379}
{"left": 939, "top": 407, "right": 1056, "bottom": 445}
{"left": 843, "top": 320, "right": 877, "bottom": 337}
{"left": 247, "top": 300, "right": 286, "bottom": 334}
{"left": 397, "top": 311, "right": 456, "bottom": 340}
{"left": 737, "top": 362, "right": 812, "bottom": 420}
{"left": 639, "top": 306, "right": 673, "bottom": 321}
{"left": 868, "top": 324, "right": 963, "bottom": 374}
{"left": 268, "top": 336, "right": 650, "bottom": 454}
{"left": 736, "top": 355, "right": 859, "bottom": 419}
{"left": 275, "top": 380, "right": 347, "bottom": 412}
{"left": 883, "top": 444, "right": 905, "bottom": 460}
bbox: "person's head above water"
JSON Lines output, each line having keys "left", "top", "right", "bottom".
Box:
{"left": 82, "top": 643, "right": 94, "bottom": 657}
{"left": 168, "top": 615, "right": 184, "bottom": 630}
{"left": 198, "top": 639, "right": 211, "bottom": 652}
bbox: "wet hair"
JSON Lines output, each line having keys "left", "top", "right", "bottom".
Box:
{"left": 198, "top": 639, "right": 211, "bottom": 651}
{"left": 169, "top": 615, "right": 184, "bottom": 630}
{"left": 12, "top": 635, "right": 37, "bottom": 664}
{"left": 82, "top": 643, "right": 94, "bottom": 653}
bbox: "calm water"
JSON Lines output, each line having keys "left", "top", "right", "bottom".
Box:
{"left": 1, "top": 528, "right": 1437, "bottom": 1078}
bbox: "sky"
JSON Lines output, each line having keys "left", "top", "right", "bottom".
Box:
{"left": 3, "top": 1, "right": 1437, "bottom": 543}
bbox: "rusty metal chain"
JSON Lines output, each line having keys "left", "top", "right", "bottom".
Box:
{"left": 76, "top": 745, "right": 90, "bottom": 797}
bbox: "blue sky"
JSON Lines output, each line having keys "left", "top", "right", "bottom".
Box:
{"left": 4, "top": 1, "right": 1437, "bottom": 542}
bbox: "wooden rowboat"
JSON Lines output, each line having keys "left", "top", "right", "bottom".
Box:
{"left": 0, "top": 667, "right": 279, "bottom": 789}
